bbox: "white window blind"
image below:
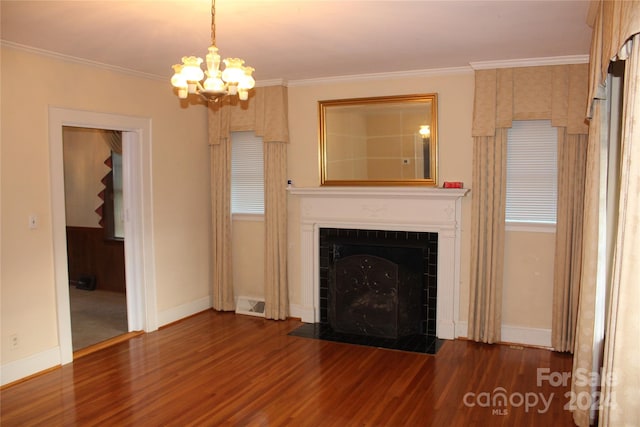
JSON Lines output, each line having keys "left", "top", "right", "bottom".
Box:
{"left": 231, "top": 131, "right": 264, "bottom": 214}
{"left": 506, "top": 120, "right": 557, "bottom": 224}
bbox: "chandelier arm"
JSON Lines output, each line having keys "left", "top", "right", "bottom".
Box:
{"left": 199, "top": 93, "right": 223, "bottom": 103}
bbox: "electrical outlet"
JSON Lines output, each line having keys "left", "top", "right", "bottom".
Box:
{"left": 10, "top": 333, "right": 19, "bottom": 349}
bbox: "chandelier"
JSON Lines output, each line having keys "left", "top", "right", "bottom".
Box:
{"left": 170, "top": 0, "right": 255, "bottom": 102}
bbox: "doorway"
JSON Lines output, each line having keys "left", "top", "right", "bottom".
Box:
{"left": 62, "top": 127, "right": 128, "bottom": 351}
{"left": 49, "top": 107, "right": 158, "bottom": 365}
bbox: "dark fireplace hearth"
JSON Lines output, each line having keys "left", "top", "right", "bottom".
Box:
{"left": 290, "top": 227, "right": 444, "bottom": 354}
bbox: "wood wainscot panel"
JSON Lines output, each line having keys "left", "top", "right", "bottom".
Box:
{"left": 66, "top": 226, "right": 125, "bottom": 293}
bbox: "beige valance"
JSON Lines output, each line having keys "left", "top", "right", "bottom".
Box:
{"left": 208, "top": 85, "right": 289, "bottom": 145}
{"left": 587, "top": 1, "right": 640, "bottom": 114}
{"left": 472, "top": 64, "right": 589, "bottom": 137}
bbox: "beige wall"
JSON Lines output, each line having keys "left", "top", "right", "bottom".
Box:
{"left": 1, "top": 47, "right": 211, "bottom": 367}
{"left": 232, "top": 219, "right": 265, "bottom": 300}
{"left": 503, "top": 230, "right": 556, "bottom": 330}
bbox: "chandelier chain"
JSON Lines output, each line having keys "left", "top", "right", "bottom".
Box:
{"left": 211, "top": 0, "right": 216, "bottom": 46}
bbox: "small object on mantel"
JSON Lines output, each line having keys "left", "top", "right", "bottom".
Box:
{"left": 443, "top": 181, "right": 464, "bottom": 189}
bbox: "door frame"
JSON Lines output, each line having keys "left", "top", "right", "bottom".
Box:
{"left": 49, "top": 107, "right": 157, "bottom": 365}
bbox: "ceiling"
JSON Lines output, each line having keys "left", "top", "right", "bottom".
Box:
{"left": 1, "top": 0, "right": 593, "bottom": 83}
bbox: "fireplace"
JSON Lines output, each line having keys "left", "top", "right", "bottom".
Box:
{"left": 320, "top": 228, "right": 437, "bottom": 340}
{"left": 288, "top": 186, "right": 469, "bottom": 343}
{"left": 290, "top": 227, "right": 441, "bottom": 353}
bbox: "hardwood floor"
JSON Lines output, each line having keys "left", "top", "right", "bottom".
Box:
{"left": 1, "top": 311, "right": 576, "bottom": 426}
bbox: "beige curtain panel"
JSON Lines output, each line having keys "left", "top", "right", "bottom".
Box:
{"left": 209, "top": 133, "right": 235, "bottom": 311}
{"left": 469, "top": 64, "right": 588, "bottom": 344}
{"left": 551, "top": 130, "right": 587, "bottom": 352}
{"left": 264, "top": 142, "right": 289, "bottom": 320}
{"left": 468, "top": 130, "right": 507, "bottom": 343}
{"left": 208, "top": 85, "right": 290, "bottom": 318}
{"left": 570, "top": 103, "right": 603, "bottom": 427}
{"left": 572, "top": 2, "right": 640, "bottom": 425}
{"left": 599, "top": 34, "right": 640, "bottom": 426}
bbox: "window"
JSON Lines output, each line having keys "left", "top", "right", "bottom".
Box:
{"left": 111, "top": 151, "right": 125, "bottom": 238}
{"left": 231, "top": 131, "right": 264, "bottom": 215}
{"left": 506, "top": 120, "right": 557, "bottom": 226}
{"left": 101, "top": 150, "right": 124, "bottom": 240}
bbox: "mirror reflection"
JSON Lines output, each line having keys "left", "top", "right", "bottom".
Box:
{"left": 319, "top": 94, "right": 437, "bottom": 186}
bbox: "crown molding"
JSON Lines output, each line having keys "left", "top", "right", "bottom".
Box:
{"left": 2, "top": 40, "right": 292, "bottom": 88}
{"left": 3, "top": 40, "right": 589, "bottom": 86}
{"left": 256, "top": 79, "right": 288, "bottom": 87}
{"left": 287, "top": 66, "right": 473, "bottom": 87}
{"left": 469, "top": 55, "right": 589, "bottom": 70}
{"left": 1, "top": 40, "right": 166, "bottom": 81}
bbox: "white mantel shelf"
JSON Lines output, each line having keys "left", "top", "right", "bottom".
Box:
{"left": 289, "top": 186, "right": 469, "bottom": 199}
{"left": 289, "top": 186, "right": 469, "bottom": 340}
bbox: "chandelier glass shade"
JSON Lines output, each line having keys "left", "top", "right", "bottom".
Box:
{"left": 170, "top": 0, "right": 255, "bottom": 102}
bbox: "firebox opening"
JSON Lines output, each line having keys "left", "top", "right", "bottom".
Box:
{"left": 329, "top": 244, "right": 424, "bottom": 339}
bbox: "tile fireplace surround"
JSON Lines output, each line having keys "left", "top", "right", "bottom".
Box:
{"left": 289, "top": 186, "right": 469, "bottom": 340}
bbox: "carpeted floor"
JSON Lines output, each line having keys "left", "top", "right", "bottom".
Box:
{"left": 69, "top": 286, "right": 128, "bottom": 351}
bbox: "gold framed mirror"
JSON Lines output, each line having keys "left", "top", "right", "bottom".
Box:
{"left": 319, "top": 93, "right": 437, "bottom": 186}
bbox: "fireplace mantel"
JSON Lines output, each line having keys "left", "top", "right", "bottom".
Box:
{"left": 289, "top": 186, "right": 469, "bottom": 340}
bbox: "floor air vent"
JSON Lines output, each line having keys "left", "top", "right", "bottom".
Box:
{"left": 235, "top": 297, "right": 266, "bottom": 317}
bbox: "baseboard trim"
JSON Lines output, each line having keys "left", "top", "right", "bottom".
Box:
{"left": 501, "top": 324, "right": 551, "bottom": 348}
{"left": 289, "top": 304, "right": 314, "bottom": 323}
{"left": 455, "top": 321, "right": 469, "bottom": 338}
{"left": 157, "top": 296, "right": 211, "bottom": 328}
{"left": 455, "top": 321, "right": 551, "bottom": 348}
{"left": 1, "top": 347, "right": 60, "bottom": 387}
